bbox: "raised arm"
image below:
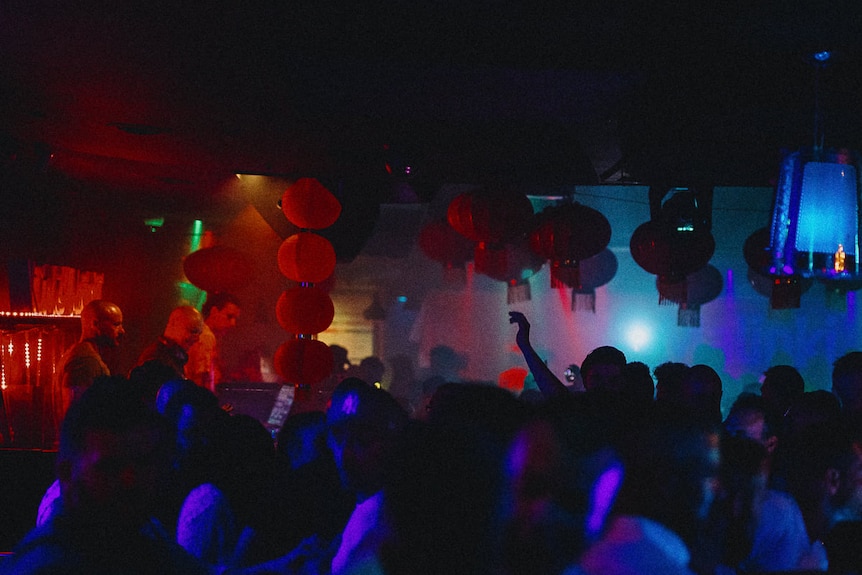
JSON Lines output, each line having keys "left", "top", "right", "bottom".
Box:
{"left": 508, "top": 311, "right": 569, "bottom": 399}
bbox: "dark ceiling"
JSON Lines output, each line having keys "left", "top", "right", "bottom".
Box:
{"left": 1, "top": 0, "right": 862, "bottom": 229}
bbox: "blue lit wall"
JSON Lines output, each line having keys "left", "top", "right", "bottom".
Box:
{"left": 369, "top": 185, "right": 862, "bottom": 416}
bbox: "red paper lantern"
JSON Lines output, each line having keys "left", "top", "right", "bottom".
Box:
{"left": 183, "top": 245, "right": 255, "bottom": 293}
{"left": 657, "top": 265, "right": 723, "bottom": 306}
{"left": 747, "top": 268, "right": 813, "bottom": 305}
{"left": 743, "top": 227, "right": 772, "bottom": 274}
{"left": 474, "top": 241, "right": 544, "bottom": 284}
{"left": 274, "top": 338, "right": 333, "bottom": 385}
{"left": 281, "top": 177, "right": 342, "bottom": 229}
{"left": 475, "top": 240, "right": 545, "bottom": 303}
{"left": 276, "top": 286, "right": 335, "bottom": 334}
{"left": 418, "top": 219, "right": 474, "bottom": 269}
{"left": 529, "top": 202, "right": 611, "bottom": 262}
{"left": 657, "top": 265, "right": 723, "bottom": 326}
{"left": 277, "top": 232, "right": 337, "bottom": 283}
{"left": 551, "top": 249, "right": 618, "bottom": 312}
{"left": 630, "top": 220, "right": 715, "bottom": 277}
{"left": 447, "top": 187, "right": 534, "bottom": 244}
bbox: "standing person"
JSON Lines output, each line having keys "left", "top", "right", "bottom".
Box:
{"left": 509, "top": 311, "right": 627, "bottom": 399}
{"left": 185, "top": 293, "right": 241, "bottom": 392}
{"left": 134, "top": 306, "right": 204, "bottom": 399}
{"left": 59, "top": 299, "right": 125, "bottom": 413}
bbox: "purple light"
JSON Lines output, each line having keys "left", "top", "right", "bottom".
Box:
{"left": 587, "top": 463, "right": 623, "bottom": 538}
{"left": 340, "top": 392, "right": 359, "bottom": 415}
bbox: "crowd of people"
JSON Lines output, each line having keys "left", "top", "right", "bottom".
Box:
{"left": 3, "top": 305, "right": 862, "bottom": 574}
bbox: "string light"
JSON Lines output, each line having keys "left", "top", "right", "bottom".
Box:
{"left": 1, "top": 336, "right": 5, "bottom": 391}
{"left": 0, "top": 311, "right": 79, "bottom": 318}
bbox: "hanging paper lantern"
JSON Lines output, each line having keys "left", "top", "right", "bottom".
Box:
{"left": 183, "top": 245, "right": 255, "bottom": 293}
{"left": 274, "top": 338, "right": 333, "bottom": 386}
{"left": 630, "top": 220, "right": 715, "bottom": 278}
{"left": 742, "top": 227, "right": 771, "bottom": 274}
{"left": 418, "top": 219, "right": 475, "bottom": 270}
{"left": 276, "top": 286, "right": 335, "bottom": 334}
{"left": 657, "top": 265, "right": 723, "bottom": 327}
{"left": 630, "top": 188, "right": 715, "bottom": 279}
{"left": 553, "top": 249, "right": 618, "bottom": 312}
{"left": 281, "top": 177, "right": 342, "bottom": 229}
{"left": 529, "top": 202, "right": 611, "bottom": 287}
{"left": 277, "top": 232, "right": 337, "bottom": 283}
{"left": 447, "top": 186, "right": 535, "bottom": 244}
{"left": 743, "top": 226, "right": 817, "bottom": 309}
{"left": 746, "top": 268, "right": 813, "bottom": 309}
{"left": 474, "top": 240, "right": 545, "bottom": 303}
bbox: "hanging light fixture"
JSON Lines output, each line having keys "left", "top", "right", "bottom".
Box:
{"left": 768, "top": 51, "right": 862, "bottom": 287}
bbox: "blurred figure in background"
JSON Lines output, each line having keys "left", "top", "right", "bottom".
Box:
{"left": 136, "top": 305, "right": 204, "bottom": 381}
{"left": 185, "top": 292, "right": 241, "bottom": 392}
{"left": 59, "top": 299, "right": 125, "bottom": 413}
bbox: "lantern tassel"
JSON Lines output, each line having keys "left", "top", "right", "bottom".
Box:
{"left": 677, "top": 304, "right": 701, "bottom": 327}
{"left": 551, "top": 262, "right": 580, "bottom": 290}
{"left": 551, "top": 267, "right": 565, "bottom": 289}
{"left": 507, "top": 281, "right": 531, "bottom": 304}
{"left": 572, "top": 289, "right": 596, "bottom": 313}
{"left": 659, "top": 277, "right": 687, "bottom": 306}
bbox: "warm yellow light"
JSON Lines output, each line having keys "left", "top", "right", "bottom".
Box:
{"left": 835, "top": 244, "right": 846, "bottom": 273}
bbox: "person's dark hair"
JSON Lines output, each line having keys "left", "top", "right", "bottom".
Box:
{"left": 612, "top": 416, "right": 718, "bottom": 546}
{"left": 129, "top": 360, "right": 185, "bottom": 406}
{"left": 276, "top": 410, "right": 327, "bottom": 469}
{"left": 832, "top": 352, "right": 862, "bottom": 411}
{"left": 724, "top": 392, "right": 776, "bottom": 441}
{"left": 426, "top": 382, "right": 529, "bottom": 444}
{"left": 580, "top": 346, "right": 626, "bottom": 377}
{"left": 711, "top": 434, "right": 768, "bottom": 568}
{"left": 622, "top": 361, "right": 655, "bottom": 405}
{"left": 653, "top": 361, "right": 690, "bottom": 406}
{"left": 155, "top": 378, "right": 219, "bottom": 427}
{"left": 833, "top": 352, "right": 862, "bottom": 383}
{"left": 201, "top": 291, "right": 240, "bottom": 319}
{"left": 762, "top": 364, "right": 805, "bottom": 395}
{"left": 382, "top": 419, "right": 508, "bottom": 575}
{"left": 59, "top": 375, "right": 163, "bottom": 463}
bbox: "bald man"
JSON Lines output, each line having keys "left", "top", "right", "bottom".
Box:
{"left": 60, "top": 299, "right": 125, "bottom": 412}
{"left": 135, "top": 305, "right": 204, "bottom": 381}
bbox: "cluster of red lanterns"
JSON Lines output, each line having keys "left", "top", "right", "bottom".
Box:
{"left": 274, "top": 178, "right": 340, "bottom": 387}
{"left": 445, "top": 186, "right": 543, "bottom": 302}
{"left": 432, "top": 186, "right": 615, "bottom": 307}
